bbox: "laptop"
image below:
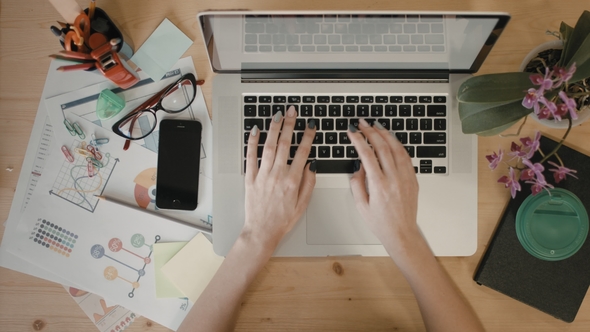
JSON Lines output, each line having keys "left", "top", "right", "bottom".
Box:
{"left": 197, "top": 11, "right": 510, "bottom": 257}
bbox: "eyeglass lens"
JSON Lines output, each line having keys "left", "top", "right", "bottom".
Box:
{"left": 118, "top": 78, "right": 196, "bottom": 139}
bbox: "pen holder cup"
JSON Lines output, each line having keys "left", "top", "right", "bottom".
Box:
{"left": 68, "top": 7, "right": 133, "bottom": 61}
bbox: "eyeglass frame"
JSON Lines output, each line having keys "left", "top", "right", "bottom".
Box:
{"left": 111, "top": 73, "right": 203, "bottom": 140}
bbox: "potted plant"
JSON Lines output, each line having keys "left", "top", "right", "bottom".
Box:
{"left": 457, "top": 10, "right": 590, "bottom": 197}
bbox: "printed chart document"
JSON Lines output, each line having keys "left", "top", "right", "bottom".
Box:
{"left": 1, "top": 57, "right": 212, "bottom": 330}
{"left": 64, "top": 285, "right": 139, "bottom": 332}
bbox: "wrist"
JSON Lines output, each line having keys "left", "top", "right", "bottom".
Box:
{"left": 381, "top": 223, "right": 431, "bottom": 267}
{"left": 236, "top": 227, "right": 276, "bottom": 260}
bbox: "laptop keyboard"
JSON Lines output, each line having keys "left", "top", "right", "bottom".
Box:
{"left": 244, "top": 14, "right": 446, "bottom": 53}
{"left": 243, "top": 94, "right": 448, "bottom": 174}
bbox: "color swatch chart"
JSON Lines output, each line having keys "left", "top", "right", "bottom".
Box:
{"left": 30, "top": 218, "right": 78, "bottom": 257}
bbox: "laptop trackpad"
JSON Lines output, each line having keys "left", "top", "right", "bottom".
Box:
{"left": 306, "top": 189, "right": 380, "bottom": 245}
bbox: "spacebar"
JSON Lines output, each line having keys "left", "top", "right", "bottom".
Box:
{"left": 315, "top": 160, "right": 355, "bottom": 173}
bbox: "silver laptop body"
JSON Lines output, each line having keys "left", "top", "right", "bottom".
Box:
{"left": 198, "top": 11, "right": 510, "bottom": 256}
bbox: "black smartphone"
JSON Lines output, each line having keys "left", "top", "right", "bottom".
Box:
{"left": 156, "top": 119, "right": 202, "bottom": 210}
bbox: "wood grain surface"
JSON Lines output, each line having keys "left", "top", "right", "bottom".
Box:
{"left": 1, "top": 0, "right": 589, "bottom": 331}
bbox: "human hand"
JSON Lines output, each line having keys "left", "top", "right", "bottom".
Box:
{"left": 348, "top": 119, "right": 421, "bottom": 257}
{"left": 242, "top": 106, "right": 317, "bottom": 253}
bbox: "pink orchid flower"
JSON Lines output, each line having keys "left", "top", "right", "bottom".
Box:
{"left": 536, "top": 106, "right": 551, "bottom": 120}
{"left": 558, "top": 91, "right": 578, "bottom": 120}
{"left": 522, "top": 88, "right": 543, "bottom": 114}
{"left": 553, "top": 63, "right": 576, "bottom": 87}
{"left": 548, "top": 161, "right": 578, "bottom": 184}
{"left": 485, "top": 149, "right": 504, "bottom": 170}
{"left": 508, "top": 142, "right": 529, "bottom": 161}
{"left": 553, "top": 103, "right": 569, "bottom": 121}
{"left": 522, "top": 158, "right": 547, "bottom": 185}
{"left": 519, "top": 131, "right": 540, "bottom": 159}
{"left": 526, "top": 179, "right": 554, "bottom": 196}
{"left": 529, "top": 67, "right": 553, "bottom": 91}
{"left": 498, "top": 167, "right": 521, "bottom": 198}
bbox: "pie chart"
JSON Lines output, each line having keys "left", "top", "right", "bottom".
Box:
{"left": 133, "top": 168, "right": 157, "bottom": 209}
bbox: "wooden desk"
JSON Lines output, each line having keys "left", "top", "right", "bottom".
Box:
{"left": 1, "top": 1, "right": 589, "bottom": 331}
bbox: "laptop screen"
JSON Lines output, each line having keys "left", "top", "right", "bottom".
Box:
{"left": 198, "top": 11, "right": 510, "bottom": 75}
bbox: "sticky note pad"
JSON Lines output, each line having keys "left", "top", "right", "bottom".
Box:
{"left": 161, "top": 233, "right": 224, "bottom": 303}
{"left": 130, "top": 18, "right": 193, "bottom": 81}
{"left": 153, "top": 242, "right": 188, "bottom": 298}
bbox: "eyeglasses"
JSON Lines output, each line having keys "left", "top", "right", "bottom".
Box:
{"left": 112, "top": 73, "right": 203, "bottom": 141}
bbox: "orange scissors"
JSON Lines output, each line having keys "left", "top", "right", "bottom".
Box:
{"left": 64, "top": 13, "right": 91, "bottom": 52}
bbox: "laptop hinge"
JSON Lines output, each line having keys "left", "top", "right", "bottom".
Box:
{"left": 241, "top": 70, "right": 449, "bottom": 83}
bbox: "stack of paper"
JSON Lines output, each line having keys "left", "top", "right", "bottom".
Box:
{"left": 0, "top": 56, "right": 217, "bottom": 330}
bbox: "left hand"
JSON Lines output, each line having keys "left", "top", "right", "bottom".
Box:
{"left": 242, "top": 106, "right": 317, "bottom": 252}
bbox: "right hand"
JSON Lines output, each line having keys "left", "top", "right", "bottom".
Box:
{"left": 347, "top": 119, "right": 421, "bottom": 256}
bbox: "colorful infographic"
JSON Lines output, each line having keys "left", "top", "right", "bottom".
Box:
{"left": 29, "top": 218, "right": 78, "bottom": 257}
{"left": 91, "top": 233, "right": 160, "bottom": 298}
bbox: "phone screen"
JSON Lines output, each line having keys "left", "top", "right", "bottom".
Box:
{"left": 156, "top": 119, "right": 202, "bottom": 210}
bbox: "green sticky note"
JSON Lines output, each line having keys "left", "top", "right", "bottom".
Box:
{"left": 154, "top": 241, "right": 188, "bottom": 298}
{"left": 130, "top": 18, "right": 193, "bottom": 81}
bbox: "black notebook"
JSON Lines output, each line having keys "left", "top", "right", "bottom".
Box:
{"left": 474, "top": 135, "right": 590, "bottom": 323}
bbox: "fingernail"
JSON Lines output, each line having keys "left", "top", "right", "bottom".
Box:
{"left": 374, "top": 121, "right": 385, "bottom": 130}
{"left": 251, "top": 125, "right": 258, "bottom": 137}
{"left": 309, "top": 160, "right": 317, "bottom": 173}
{"left": 348, "top": 124, "right": 357, "bottom": 133}
{"left": 308, "top": 119, "right": 316, "bottom": 129}
{"left": 273, "top": 111, "right": 283, "bottom": 123}
{"left": 359, "top": 118, "right": 370, "bottom": 127}
{"left": 353, "top": 159, "right": 361, "bottom": 172}
{"left": 287, "top": 106, "right": 296, "bottom": 117}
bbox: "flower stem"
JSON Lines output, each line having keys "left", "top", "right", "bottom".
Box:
{"left": 539, "top": 117, "right": 572, "bottom": 164}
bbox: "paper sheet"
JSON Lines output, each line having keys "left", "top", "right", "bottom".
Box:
{"left": 1, "top": 57, "right": 212, "bottom": 330}
{"left": 153, "top": 242, "right": 187, "bottom": 298}
{"left": 1, "top": 59, "right": 107, "bottom": 286}
{"left": 64, "top": 285, "right": 139, "bottom": 332}
{"left": 131, "top": 18, "right": 193, "bottom": 82}
{"left": 161, "top": 233, "right": 224, "bottom": 303}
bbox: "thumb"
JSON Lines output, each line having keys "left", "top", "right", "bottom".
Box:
{"left": 350, "top": 161, "right": 369, "bottom": 211}
{"left": 295, "top": 160, "right": 317, "bottom": 217}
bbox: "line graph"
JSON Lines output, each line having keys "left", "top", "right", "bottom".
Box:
{"left": 50, "top": 140, "right": 119, "bottom": 212}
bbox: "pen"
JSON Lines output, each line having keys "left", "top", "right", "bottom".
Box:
{"left": 95, "top": 195, "right": 212, "bottom": 234}
{"left": 50, "top": 26, "right": 65, "bottom": 42}
{"left": 58, "top": 50, "right": 94, "bottom": 60}
{"left": 57, "top": 62, "right": 96, "bottom": 71}
{"left": 88, "top": 0, "right": 96, "bottom": 20}
{"left": 49, "top": 54, "right": 94, "bottom": 63}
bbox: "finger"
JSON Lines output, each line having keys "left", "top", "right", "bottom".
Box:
{"left": 347, "top": 124, "right": 383, "bottom": 181}
{"left": 274, "top": 106, "right": 297, "bottom": 167}
{"left": 350, "top": 161, "right": 369, "bottom": 212}
{"left": 259, "top": 111, "right": 283, "bottom": 172}
{"left": 375, "top": 125, "right": 415, "bottom": 176}
{"left": 245, "top": 125, "right": 260, "bottom": 182}
{"left": 290, "top": 119, "right": 316, "bottom": 175}
{"left": 357, "top": 119, "right": 397, "bottom": 177}
{"left": 294, "top": 161, "right": 317, "bottom": 219}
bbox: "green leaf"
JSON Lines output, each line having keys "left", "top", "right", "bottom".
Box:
{"left": 561, "top": 10, "right": 590, "bottom": 68}
{"left": 567, "top": 33, "right": 590, "bottom": 81}
{"left": 457, "top": 72, "right": 533, "bottom": 103}
{"left": 570, "top": 59, "right": 590, "bottom": 83}
{"left": 558, "top": 22, "right": 575, "bottom": 67}
{"left": 458, "top": 99, "right": 532, "bottom": 135}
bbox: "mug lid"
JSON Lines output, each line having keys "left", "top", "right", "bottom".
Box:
{"left": 516, "top": 188, "right": 589, "bottom": 261}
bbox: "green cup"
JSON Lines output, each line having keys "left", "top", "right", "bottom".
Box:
{"left": 516, "top": 188, "right": 589, "bottom": 261}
